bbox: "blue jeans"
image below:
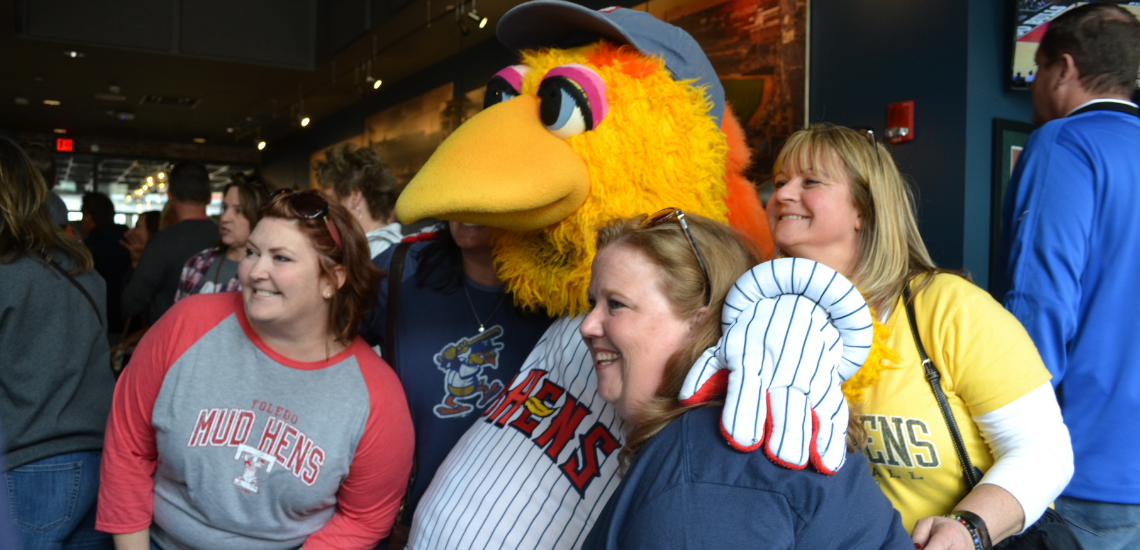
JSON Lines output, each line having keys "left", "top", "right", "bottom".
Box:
{"left": 1056, "top": 495, "right": 1140, "bottom": 550}
{"left": 5, "top": 451, "right": 112, "bottom": 550}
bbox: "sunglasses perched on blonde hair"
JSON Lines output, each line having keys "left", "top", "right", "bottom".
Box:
{"left": 265, "top": 189, "right": 343, "bottom": 249}
{"left": 642, "top": 207, "right": 712, "bottom": 306}
{"left": 852, "top": 127, "right": 883, "bottom": 169}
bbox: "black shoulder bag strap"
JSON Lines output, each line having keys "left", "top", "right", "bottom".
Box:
{"left": 385, "top": 241, "right": 411, "bottom": 362}
{"left": 902, "top": 282, "right": 982, "bottom": 489}
{"left": 384, "top": 241, "right": 417, "bottom": 538}
{"left": 42, "top": 254, "right": 104, "bottom": 328}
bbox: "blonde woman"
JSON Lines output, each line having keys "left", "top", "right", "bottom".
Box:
{"left": 765, "top": 124, "right": 1073, "bottom": 549}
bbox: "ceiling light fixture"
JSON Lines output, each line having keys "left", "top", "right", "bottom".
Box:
{"left": 63, "top": 50, "right": 84, "bottom": 58}
{"left": 258, "top": 141, "right": 266, "bottom": 150}
{"left": 364, "top": 58, "right": 382, "bottom": 91}
{"left": 43, "top": 99, "right": 61, "bottom": 106}
{"left": 300, "top": 117, "right": 310, "bottom": 127}
{"left": 468, "top": 11, "right": 488, "bottom": 29}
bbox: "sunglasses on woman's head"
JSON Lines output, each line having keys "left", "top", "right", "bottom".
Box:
{"left": 642, "top": 207, "right": 712, "bottom": 306}
{"left": 265, "top": 189, "right": 343, "bottom": 249}
{"left": 852, "top": 127, "right": 883, "bottom": 169}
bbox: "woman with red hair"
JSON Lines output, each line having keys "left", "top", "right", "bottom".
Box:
{"left": 97, "top": 190, "right": 414, "bottom": 550}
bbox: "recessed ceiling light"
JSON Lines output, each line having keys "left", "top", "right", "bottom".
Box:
{"left": 257, "top": 141, "right": 266, "bottom": 151}
{"left": 193, "top": 138, "right": 206, "bottom": 144}
{"left": 373, "top": 79, "right": 382, "bottom": 89}
{"left": 43, "top": 99, "right": 61, "bottom": 106}
{"left": 64, "top": 50, "right": 85, "bottom": 58}
{"left": 300, "top": 117, "right": 310, "bottom": 127}
{"left": 53, "top": 128, "right": 66, "bottom": 134}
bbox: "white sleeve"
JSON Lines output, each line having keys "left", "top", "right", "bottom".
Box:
{"left": 973, "top": 382, "right": 1073, "bottom": 531}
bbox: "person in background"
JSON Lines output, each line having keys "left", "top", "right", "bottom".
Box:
{"left": 22, "top": 142, "right": 70, "bottom": 228}
{"left": 767, "top": 125, "right": 1072, "bottom": 548}
{"left": 97, "top": 190, "right": 414, "bottom": 550}
{"left": 316, "top": 143, "right": 403, "bottom": 258}
{"left": 175, "top": 178, "right": 269, "bottom": 301}
{"left": 82, "top": 191, "right": 131, "bottom": 343}
{"left": 121, "top": 210, "right": 162, "bottom": 269}
{"left": 0, "top": 136, "right": 116, "bottom": 549}
{"left": 120, "top": 160, "right": 217, "bottom": 324}
{"left": 993, "top": 5, "right": 1140, "bottom": 549}
{"left": 112, "top": 210, "right": 164, "bottom": 374}
{"left": 579, "top": 213, "right": 912, "bottom": 549}
{"left": 360, "top": 221, "right": 554, "bottom": 547}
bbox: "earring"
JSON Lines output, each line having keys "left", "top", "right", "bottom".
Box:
{"left": 325, "top": 292, "right": 332, "bottom": 299}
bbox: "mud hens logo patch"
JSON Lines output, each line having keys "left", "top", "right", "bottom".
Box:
{"left": 433, "top": 326, "right": 506, "bottom": 418}
{"left": 187, "top": 407, "right": 326, "bottom": 494}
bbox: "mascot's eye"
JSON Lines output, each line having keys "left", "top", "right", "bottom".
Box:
{"left": 538, "top": 64, "right": 609, "bottom": 140}
{"left": 484, "top": 65, "right": 530, "bottom": 109}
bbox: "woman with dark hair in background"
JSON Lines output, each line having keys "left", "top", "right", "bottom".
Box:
{"left": 97, "top": 190, "right": 414, "bottom": 550}
{"left": 175, "top": 178, "right": 270, "bottom": 300}
{"left": 111, "top": 210, "right": 165, "bottom": 374}
{"left": 0, "top": 136, "right": 116, "bottom": 549}
{"left": 316, "top": 143, "right": 404, "bottom": 258}
{"left": 360, "top": 221, "right": 553, "bottom": 545}
{"left": 120, "top": 210, "right": 161, "bottom": 269}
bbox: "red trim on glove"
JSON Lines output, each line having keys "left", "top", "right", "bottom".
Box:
{"left": 680, "top": 369, "right": 729, "bottom": 407}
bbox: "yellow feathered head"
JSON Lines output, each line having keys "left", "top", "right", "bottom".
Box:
{"left": 397, "top": 1, "right": 772, "bottom": 317}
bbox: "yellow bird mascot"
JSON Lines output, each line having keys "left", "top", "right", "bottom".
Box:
{"left": 395, "top": 2, "right": 855, "bottom": 547}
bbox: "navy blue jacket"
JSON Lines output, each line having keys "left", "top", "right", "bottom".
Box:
{"left": 583, "top": 407, "right": 913, "bottom": 550}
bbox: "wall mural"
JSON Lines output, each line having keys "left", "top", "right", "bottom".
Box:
{"left": 309, "top": 83, "right": 486, "bottom": 190}
{"left": 640, "top": 0, "right": 808, "bottom": 184}
{"left": 309, "top": 0, "right": 807, "bottom": 193}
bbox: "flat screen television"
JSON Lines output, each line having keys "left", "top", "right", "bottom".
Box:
{"left": 1009, "top": 1, "right": 1140, "bottom": 90}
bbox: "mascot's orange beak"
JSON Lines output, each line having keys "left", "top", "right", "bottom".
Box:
{"left": 395, "top": 94, "right": 591, "bottom": 232}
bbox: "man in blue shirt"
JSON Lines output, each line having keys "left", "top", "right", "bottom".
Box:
{"left": 993, "top": 5, "right": 1140, "bottom": 549}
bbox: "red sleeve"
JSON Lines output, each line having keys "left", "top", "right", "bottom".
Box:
{"left": 96, "top": 293, "right": 241, "bottom": 534}
{"left": 304, "top": 341, "right": 414, "bottom": 550}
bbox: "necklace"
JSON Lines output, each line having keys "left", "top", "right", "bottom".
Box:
{"left": 463, "top": 279, "right": 507, "bottom": 333}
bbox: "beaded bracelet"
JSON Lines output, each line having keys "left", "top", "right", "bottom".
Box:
{"left": 943, "top": 510, "right": 992, "bottom": 550}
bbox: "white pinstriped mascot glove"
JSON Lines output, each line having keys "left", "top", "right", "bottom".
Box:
{"left": 679, "top": 257, "right": 873, "bottom": 474}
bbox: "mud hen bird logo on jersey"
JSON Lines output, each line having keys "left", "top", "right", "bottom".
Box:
{"left": 434, "top": 326, "right": 507, "bottom": 418}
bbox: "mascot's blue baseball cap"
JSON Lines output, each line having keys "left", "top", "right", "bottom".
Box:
{"left": 497, "top": 0, "right": 726, "bottom": 127}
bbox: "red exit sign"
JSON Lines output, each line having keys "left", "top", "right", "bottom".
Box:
{"left": 56, "top": 138, "right": 73, "bottom": 152}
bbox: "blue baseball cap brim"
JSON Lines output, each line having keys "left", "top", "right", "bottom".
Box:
{"left": 497, "top": 0, "right": 725, "bottom": 127}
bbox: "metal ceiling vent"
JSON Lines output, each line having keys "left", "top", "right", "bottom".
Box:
{"left": 139, "top": 94, "right": 200, "bottom": 108}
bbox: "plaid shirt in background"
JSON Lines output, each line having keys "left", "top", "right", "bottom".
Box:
{"left": 174, "top": 247, "right": 242, "bottom": 302}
